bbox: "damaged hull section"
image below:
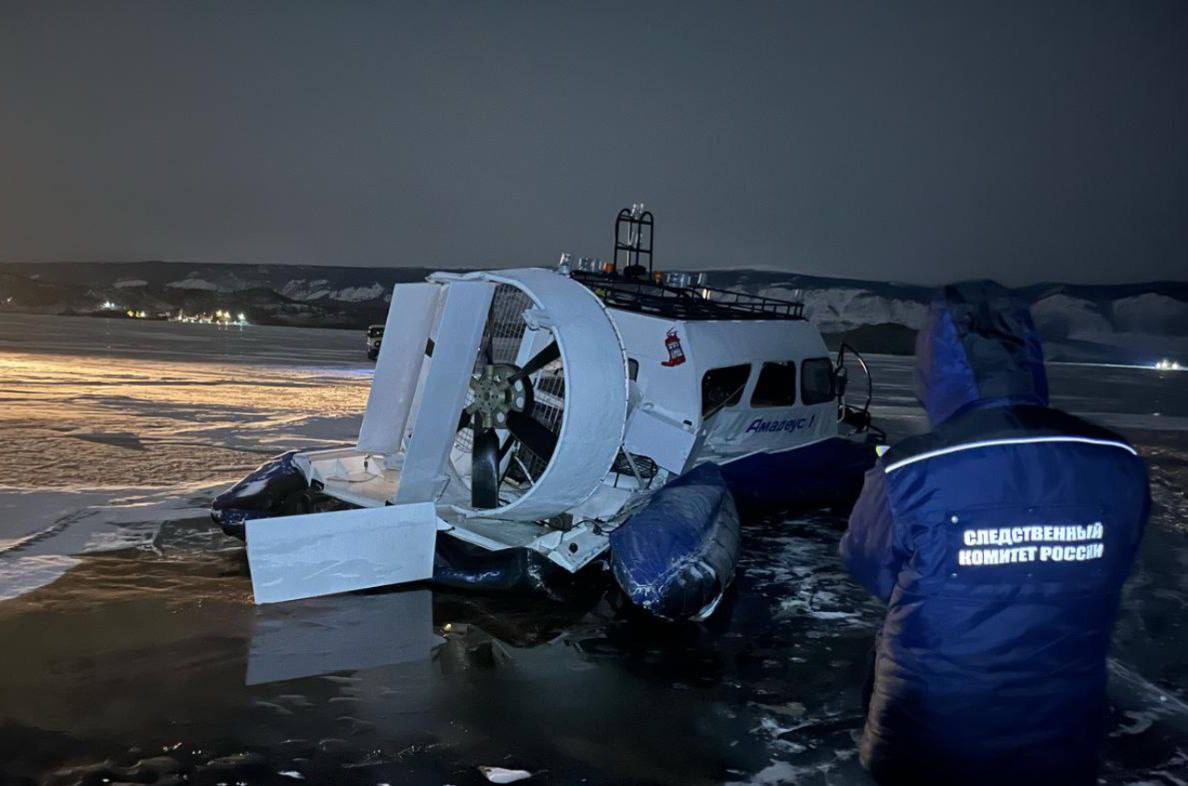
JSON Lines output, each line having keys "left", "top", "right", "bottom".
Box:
{"left": 211, "top": 451, "right": 306, "bottom": 538}
{"left": 210, "top": 447, "right": 870, "bottom": 619}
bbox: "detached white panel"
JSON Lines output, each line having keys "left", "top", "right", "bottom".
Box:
{"left": 358, "top": 283, "right": 441, "bottom": 456}
{"left": 625, "top": 407, "right": 697, "bottom": 474}
{"left": 396, "top": 281, "right": 496, "bottom": 504}
{"left": 246, "top": 503, "right": 437, "bottom": 604}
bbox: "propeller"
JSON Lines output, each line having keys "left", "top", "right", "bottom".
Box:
{"left": 505, "top": 410, "right": 557, "bottom": 462}
{"left": 457, "top": 339, "right": 562, "bottom": 509}
{"left": 470, "top": 417, "right": 500, "bottom": 508}
{"left": 509, "top": 341, "right": 559, "bottom": 383}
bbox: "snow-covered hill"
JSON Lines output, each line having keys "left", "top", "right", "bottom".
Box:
{"left": 0, "top": 261, "right": 439, "bottom": 329}
{"left": 707, "top": 270, "right": 1188, "bottom": 363}
{"left": 0, "top": 260, "right": 1184, "bottom": 362}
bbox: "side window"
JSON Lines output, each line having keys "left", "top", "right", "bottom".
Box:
{"left": 801, "top": 357, "right": 834, "bottom": 405}
{"left": 627, "top": 358, "right": 639, "bottom": 381}
{"left": 750, "top": 361, "right": 797, "bottom": 407}
{"left": 701, "top": 364, "right": 751, "bottom": 416}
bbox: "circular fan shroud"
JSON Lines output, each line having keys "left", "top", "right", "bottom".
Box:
{"left": 448, "top": 268, "right": 628, "bottom": 522}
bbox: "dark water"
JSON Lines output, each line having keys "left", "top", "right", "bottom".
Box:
{"left": 1, "top": 324, "right": 1186, "bottom": 785}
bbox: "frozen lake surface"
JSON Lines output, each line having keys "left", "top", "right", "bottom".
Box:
{"left": 0, "top": 313, "right": 1185, "bottom": 785}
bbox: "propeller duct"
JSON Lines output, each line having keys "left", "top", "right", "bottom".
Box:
{"left": 439, "top": 269, "right": 628, "bottom": 521}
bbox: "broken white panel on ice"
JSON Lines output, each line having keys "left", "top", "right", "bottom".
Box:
{"left": 245, "top": 502, "right": 438, "bottom": 604}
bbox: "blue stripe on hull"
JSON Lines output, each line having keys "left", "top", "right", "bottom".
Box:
{"left": 718, "top": 436, "right": 877, "bottom": 509}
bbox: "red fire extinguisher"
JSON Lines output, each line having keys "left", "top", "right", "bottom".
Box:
{"left": 661, "top": 328, "right": 686, "bottom": 367}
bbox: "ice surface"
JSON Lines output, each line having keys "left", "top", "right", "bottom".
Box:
{"left": 0, "top": 314, "right": 1184, "bottom": 784}
{"left": 0, "top": 554, "right": 80, "bottom": 602}
{"left": 0, "top": 484, "right": 223, "bottom": 599}
{"left": 0, "top": 314, "right": 370, "bottom": 600}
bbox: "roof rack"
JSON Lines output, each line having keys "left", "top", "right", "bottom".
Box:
{"left": 561, "top": 205, "right": 805, "bottom": 320}
{"left": 570, "top": 270, "right": 805, "bottom": 321}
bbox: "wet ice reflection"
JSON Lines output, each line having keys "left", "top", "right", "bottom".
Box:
{"left": 247, "top": 590, "right": 443, "bottom": 685}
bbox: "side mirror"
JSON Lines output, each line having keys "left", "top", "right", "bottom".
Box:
{"left": 833, "top": 365, "right": 849, "bottom": 399}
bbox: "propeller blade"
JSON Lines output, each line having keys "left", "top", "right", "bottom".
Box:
{"left": 506, "top": 411, "right": 557, "bottom": 463}
{"left": 482, "top": 329, "right": 495, "bottom": 364}
{"left": 457, "top": 411, "right": 471, "bottom": 432}
{"left": 470, "top": 425, "right": 500, "bottom": 508}
{"left": 510, "top": 341, "right": 559, "bottom": 382}
{"left": 498, "top": 434, "right": 515, "bottom": 461}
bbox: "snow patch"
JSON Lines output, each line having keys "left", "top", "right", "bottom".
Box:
{"left": 280, "top": 279, "right": 386, "bottom": 303}
{"left": 113, "top": 279, "right": 148, "bottom": 289}
{"left": 1112, "top": 294, "right": 1188, "bottom": 336}
{"left": 758, "top": 286, "right": 928, "bottom": 333}
{"left": 778, "top": 588, "right": 862, "bottom": 622}
{"left": 166, "top": 276, "right": 220, "bottom": 291}
{"left": 329, "top": 283, "right": 385, "bottom": 302}
{"left": 1031, "top": 294, "right": 1113, "bottom": 340}
{"left": 479, "top": 766, "right": 533, "bottom": 783}
{"left": 280, "top": 278, "right": 332, "bottom": 302}
{"left": 725, "top": 760, "right": 836, "bottom": 786}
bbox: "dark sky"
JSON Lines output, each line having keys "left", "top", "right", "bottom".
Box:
{"left": 1, "top": 2, "right": 1185, "bottom": 284}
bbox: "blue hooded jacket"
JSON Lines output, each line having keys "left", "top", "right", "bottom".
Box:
{"left": 840, "top": 282, "right": 1149, "bottom": 785}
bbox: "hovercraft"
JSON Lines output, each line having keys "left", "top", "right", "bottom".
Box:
{"left": 213, "top": 206, "right": 882, "bottom": 621}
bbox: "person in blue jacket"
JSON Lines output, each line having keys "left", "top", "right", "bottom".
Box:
{"left": 840, "top": 281, "right": 1149, "bottom": 786}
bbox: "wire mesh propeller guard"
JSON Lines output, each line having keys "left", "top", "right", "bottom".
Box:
{"left": 451, "top": 284, "right": 565, "bottom": 509}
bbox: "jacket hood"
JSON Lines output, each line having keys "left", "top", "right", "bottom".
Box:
{"left": 914, "top": 281, "right": 1049, "bottom": 426}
